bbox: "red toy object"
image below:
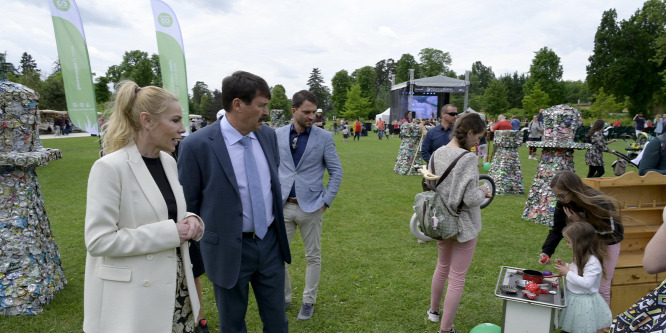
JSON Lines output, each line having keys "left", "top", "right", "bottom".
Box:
{"left": 551, "top": 282, "right": 559, "bottom": 288}
{"left": 540, "top": 288, "right": 549, "bottom": 294}
{"left": 525, "top": 281, "right": 540, "bottom": 294}
{"left": 539, "top": 255, "right": 550, "bottom": 264}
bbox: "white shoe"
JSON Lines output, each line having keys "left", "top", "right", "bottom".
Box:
{"left": 427, "top": 308, "right": 440, "bottom": 322}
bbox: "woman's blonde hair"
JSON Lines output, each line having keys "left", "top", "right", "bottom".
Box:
{"left": 101, "top": 81, "right": 178, "bottom": 154}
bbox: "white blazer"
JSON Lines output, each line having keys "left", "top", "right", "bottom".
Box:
{"left": 83, "top": 144, "right": 203, "bottom": 333}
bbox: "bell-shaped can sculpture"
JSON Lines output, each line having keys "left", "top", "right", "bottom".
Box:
{"left": 0, "top": 79, "right": 65, "bottom": 315}
{"left": 523, "top": 105, "right": 590, "bottom": 226}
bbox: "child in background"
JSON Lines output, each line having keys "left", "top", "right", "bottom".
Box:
{"left": 554, "top": 222, "right": 612, "bottom": 333}
{"left": 342, "top": 124, "right": 349, "bottom": 143}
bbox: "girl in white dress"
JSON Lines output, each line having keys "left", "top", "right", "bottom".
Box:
{"left": 554, "top": 222, "right": 612, "bottom": 333}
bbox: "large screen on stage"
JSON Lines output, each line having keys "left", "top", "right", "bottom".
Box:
{"left": 410, "top": 95, "right": 438, "bottom": 119}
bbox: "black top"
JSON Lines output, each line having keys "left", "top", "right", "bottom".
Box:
{"left": 541, "top": 200, "right": 625, "bottom": 256}
{"left": 142, "top": 156, "right": 177, "bottom": 222}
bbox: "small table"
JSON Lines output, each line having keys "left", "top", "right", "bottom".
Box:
{"left": 494, "top": 266, "right": 567, "bottom": 333}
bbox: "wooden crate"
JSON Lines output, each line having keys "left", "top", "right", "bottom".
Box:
{"left": 582, "top": 171, "right": 666, "bottom": 316}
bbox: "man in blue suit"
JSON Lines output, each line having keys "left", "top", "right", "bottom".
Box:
{"left": 276, "top": 90, "right": 343, "bottom": 320}
{"left": 178, "top": 71, "right": 291, "bottom": 333}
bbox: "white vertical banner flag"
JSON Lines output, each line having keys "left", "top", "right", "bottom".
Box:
{"left": 150, "top": 0, "right": 191, "bottom": 131}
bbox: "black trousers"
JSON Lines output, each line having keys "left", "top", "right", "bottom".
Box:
{"left": 587, "top": 165, "right": 605, "bottom": 178}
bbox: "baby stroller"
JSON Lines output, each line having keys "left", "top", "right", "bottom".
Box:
{"left": 611, "top": 151, "right": 640, "bottom": 176}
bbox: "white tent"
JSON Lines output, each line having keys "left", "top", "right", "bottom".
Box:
{"left": 375, "top": 108, "right": 390, "bottom": 123}
{"left": 460, "top": 107, "right": 485, "bottom": 120}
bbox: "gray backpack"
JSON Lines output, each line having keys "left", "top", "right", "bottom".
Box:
{"left": 414, "top": 151, "right": 469, "bottom": 240}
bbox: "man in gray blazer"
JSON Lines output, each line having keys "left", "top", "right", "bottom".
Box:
{"left": 178, "top": 71, "right": 291, "bottom": 333}
{"left": 276, "top": 90, "right": 343, "bottom": 320}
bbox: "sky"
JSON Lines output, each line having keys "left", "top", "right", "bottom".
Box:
{"left": 2, "top": 0, "right": 646, "bottom": 99}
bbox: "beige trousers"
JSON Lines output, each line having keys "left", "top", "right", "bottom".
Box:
{"left": 284, "top": 202, "right": 324, "bottom": 304}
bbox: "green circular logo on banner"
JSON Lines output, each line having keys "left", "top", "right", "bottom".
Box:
{"left": 158, "top": 13, "right": 173, "bottom": 27}
{"left": 53, "top": 0, "right": 70, "bottom": 11}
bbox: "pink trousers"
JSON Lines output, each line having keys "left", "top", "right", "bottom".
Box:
{"left": 430, "top": 237, "right": 478, "bottom": 331}
{"left": 601, "top": 243, "right": 621, "bottom": 306}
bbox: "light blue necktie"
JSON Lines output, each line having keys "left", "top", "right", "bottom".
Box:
{"left": 241, "top": 136, "right": 267, "bottom": 239}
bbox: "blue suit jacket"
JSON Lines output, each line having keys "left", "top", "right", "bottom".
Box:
{"left": 177, "top": 120, "right": 291, "bottom": 289}
{"left": 276, "top": 125, "right": 343, "bottom": 213}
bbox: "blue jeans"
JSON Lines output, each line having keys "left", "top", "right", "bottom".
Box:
{"left": 377, "top": 130, "right": 384, "bottom": 140}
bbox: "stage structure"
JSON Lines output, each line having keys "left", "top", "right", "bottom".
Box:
{"left": 389, "top": 75, "right": 469, "bottom": 123}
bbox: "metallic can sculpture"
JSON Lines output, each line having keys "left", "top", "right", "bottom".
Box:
{"left": 0, "top": 80, "right": 65, "bottom": 315}
{"left": 270, "top": 109, "right": 286, "bottom": 129}
{"left": 522, "top": 105, "right": 590, "bottom": 226}
{"left": 488, "top": 130, "right": 524, "bottom": 194}
{"left": 394, "top": 122, "right": 426, "bottom": 175}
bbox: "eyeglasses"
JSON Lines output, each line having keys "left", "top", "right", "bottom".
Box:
{"left": 291, "top": 136, "right": 299, "bottom": 151}
{"left": 445, "top": 112, "right": 458, "bottom": 117}
{"left": 554, "top": 192, "right": 569, "bottom": 200}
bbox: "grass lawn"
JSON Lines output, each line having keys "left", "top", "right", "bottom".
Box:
{"left": 0, "top": 132, "right": 631, "bottom": 332}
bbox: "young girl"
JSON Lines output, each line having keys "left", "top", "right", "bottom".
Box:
{"left": 554, "top": 222, "right": 612, "bottom": 333}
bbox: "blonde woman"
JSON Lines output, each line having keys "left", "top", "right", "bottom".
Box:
{"left": 84, "top": 81, "right": 204, "bottom": 332}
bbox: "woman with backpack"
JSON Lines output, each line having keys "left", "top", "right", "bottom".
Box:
{"left": 426, "top": 113, "right": 490, "bottom": 333}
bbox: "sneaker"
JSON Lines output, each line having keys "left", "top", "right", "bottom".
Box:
{"left": 297, "top": 303, "right": 314, "bottom": 320}
{"left": 195, "top": 318, "right": 211, "bottom": 333}
{"left": 427, "top": 308, "right": 440, "bottom": 322}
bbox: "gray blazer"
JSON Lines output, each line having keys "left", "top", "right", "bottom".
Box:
{"left": 276, "top": 124, "right": 343, "bottom": 213}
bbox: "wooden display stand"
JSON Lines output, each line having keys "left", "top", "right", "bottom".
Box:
{"left": 582, "top": 171, "right": 666, "bottom": 315}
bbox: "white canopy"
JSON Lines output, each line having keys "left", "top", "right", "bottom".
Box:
{"left": 375, "top": 108, "right": 390, "bottom": 123}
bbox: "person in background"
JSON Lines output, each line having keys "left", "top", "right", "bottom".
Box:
{"left": 527, "top": 115, "right": 542, "bottom": 160}
{"left": 510, "top": 115, "right": 520, "bottom": 130}
{"left": 376, "top": 117, "right": 386, "bottom": 140}
{"left": 353, "top": 118, "right": 362, "bottom": 141}
{"left": 426, "top": 113, "right": 490, "bottom": 333}
{"left": 613, "top": 118, "right": 621, "bottom": 127}
{"left": 585, "top": 119, "right": 617, "bottom": 178}
{"left": 178, "top": 71, "right": 291, "bottom": 332}
{"left": 83, "top": 81, "right": 204, "bottom": 332}
{"left": 638, "top": 131, "right": 666, "bottom": 175}
{"left": 655, "top": 114, "right": 663, "bottom": 136}
{"left": 420, "top": 104, "right": 458, "bottom": 163}
{"left": 276, "top": 90, "right": 342, "bottom": 321}
{"left": 491, "top": 114, "right": 512, "bottom": 131}
{"left": 314, "top": 109, "right": 325, "bottom": 128}
{"left": 401, "top": 111, "right": 413, "bottom": 124}
{"left": 633, "top": 113, "right": 645, "bottom": 137}
{"left": 341, "top": 123, "right": 349, "bottom": 143}
{"left": 333, "top": 120, "right": 338, "bottom": 135}
{"left": 539, "top": 170, "right": 624, "bottom": 307}
{"left": 477, "top": 131, "right": 488, "bottom": 165}
{"left": 554, "top": 222, "right": 613, "bottom": 332}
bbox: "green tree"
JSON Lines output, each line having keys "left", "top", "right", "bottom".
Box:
{"left": 522, "top": 82, "right": 551, "bottom": 116}
{"left": 469, "top": 94, "right": 486, "bottom": 112}
{"left": 106, "top": 50, "right": 160, "bottom": 87}
{"left": 498, "top": 71, "right": 527, "bottom": 109}
{"left": 395, "top": 53, "right": 419, "bottom": 84}
{"left": 209, "top": 89, "right": 224, "bottom": 120}
{"left": 418, "top": 48, "right": 452, "bottom": 77}
{"left": 94, "top": 76, "right": 112, "bottom": 104}
{"left": 39, "top": 72, "right": 66, "bottom": 110}
{"left": 563, "top": 80, "right": 592, "bottom": 104}
{"left": 483, "top": 80, "right": 509, "bottom": 116}
{"left": 524, "top": 47, "right": 565, "bottom": 105}
{"left": 374, "top": 58, "right": 396, "bottom": 93}
{"left": 341, "top": 84, "right": 371, "bottom": 119}
{"left": 351, "top": 66, "right": 376, "bottom": 116}
{"left": 469, "top": 61, "right": 496, "bottom": 95}
{"left": 267, "top": 84, "right": 291, "bottom": 112}
{"left": 587, "top": 1, "right": 666, "bottom": 115}
{"left": 200, "top": 94, "right": 213, "bottom": 118}
{"left": 589, "top": 87, "right": 626, "bottom": 119}
{"left": 19, "top": 52, "right": 39, "bottom": 75}
{"left": 9, "top": 69, "right": 42, "bottom": 91}
{"left": 307, "top": 68, "right": 331, "bottom": 110}
{"left": 330, "top": 69, "right": 352, "bottom": 114}
{"left": 150, "top": 54, "right": 162, "bottom": 87}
